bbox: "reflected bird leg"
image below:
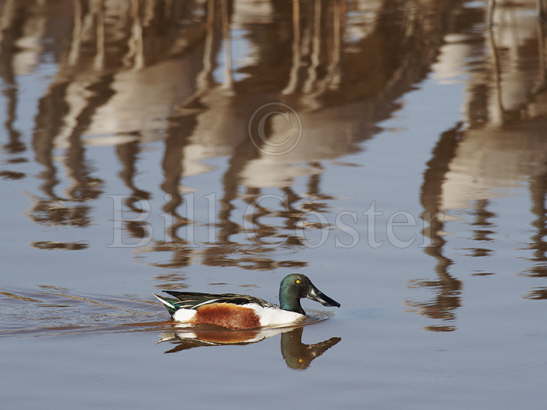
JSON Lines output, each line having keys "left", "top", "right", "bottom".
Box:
{"left": 486, "top": 6, "right": 505, "bottom": 125}
{"left": 488, "top": 0, "right": 496, "bottom": 28}
{"left": 124, "top": 0, "right": 145, "bottom": 70}
{"left": 302, "top": 0, "right": 322, "bottom": 104}
{"left": 328, "top": 0, "right": 343, "bottom": 90}
{"left": 282, "top": 0, "right": 302, "bottom": 95}
{"left": 93, "top": 0, "right": 105, "bottom": 70}
{"left": 221, "top": 0, "right": 233, "bottom": 92}
{"left": 68, "top": 0, "right": 83, "bottom": 66}
{"left": 535, "top": 7, "right": 547, "bottom": 94}
{"left": 197, "top": 0, "right": 216, "bottom": 92}
{"left": 175, "top": 0, "right": 217, "bottom": 113}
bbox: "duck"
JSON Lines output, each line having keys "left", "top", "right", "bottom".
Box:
{"left": 154, "top": 273, "right": 340, "bottom": 330}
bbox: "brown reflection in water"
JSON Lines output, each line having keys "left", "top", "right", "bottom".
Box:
{"left": 0, "top": 170, "right": 24, "bottom": 179}
{"left": 139, "top": 0, "right": 466, "bottom": 269}
{"left": 2, "top": 0, "right": 472, "bottom": 271}
{"left": 28, "top": 52, "right": 111, "bottom": 225}
{"left": 30, "top": 200, "right": 91, "bottom": 227}
{"left": 32, "top": 241, "right": 88, "bottom": 251}
{"left": 526, "top": 172, "right": 547, "bottom": 279}
{"left": 115, "top": 141, "right": 150, "bottom": 213}
{"left": 415, "top": 0, "right": 547, "bottom": 328}
{"left": 414, "top": 123, "right": 463, "bottom": 330}
{"left": 0, "top": 0, "right": 46, "bottom": 158}
{"left": 527, "top": 287, "right": 547, "bottom": 300}
{"left": 145, "top": 118, "right": 196, "bottom": 270}
{"left": 160, "top": 323, "right": 340, "bottom": 370}
{"left": 153, "top": 273, "right": 188, "bottom": 290}
{"left": 471, "top": 200, "right": 496, "bottom": 243}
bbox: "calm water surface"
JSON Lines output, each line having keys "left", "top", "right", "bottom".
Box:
{"left": 1, "top": 0, "right": 546, "bottom": 409}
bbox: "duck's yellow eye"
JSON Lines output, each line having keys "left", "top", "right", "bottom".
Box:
{"left": 295, "top": 279, "right": 302, "bottom": 284}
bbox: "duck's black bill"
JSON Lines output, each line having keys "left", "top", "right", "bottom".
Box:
{"left": 307, "top": 285, "right": 341, "bottom": 308}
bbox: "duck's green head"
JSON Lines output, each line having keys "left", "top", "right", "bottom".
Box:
{"left": 279, "top": 274, "right": 340, "bottom": 314}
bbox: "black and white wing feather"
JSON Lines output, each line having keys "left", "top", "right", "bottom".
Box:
{"left": 159, "top": 290, "right": 274, "bottom": 313}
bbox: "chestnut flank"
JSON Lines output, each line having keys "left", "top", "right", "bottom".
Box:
{"left": 195, "top": 303, "right": 261, "bottom": 329}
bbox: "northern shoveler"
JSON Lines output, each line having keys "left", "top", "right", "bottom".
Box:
{"left": 155, "top": 273, "right": 340, "bottom": 330}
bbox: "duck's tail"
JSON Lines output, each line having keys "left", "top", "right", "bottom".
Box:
{"left": 154, "top": 294, "right": 177, "bottom": 316}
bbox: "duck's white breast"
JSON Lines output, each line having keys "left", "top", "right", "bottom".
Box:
{"left": 244, "top": 303, "right": 305, "bottom": 327}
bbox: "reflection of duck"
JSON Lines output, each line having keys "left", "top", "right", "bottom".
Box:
{"left": 280, "top": 326, "right": 341, "bottom": 370}
{"left": 160, "top": 325, "right": 290, "bottom": 353}
{"left": 160, "top": 324, "right": 341, "bottom": 370}
{"left": 155, "top": 274, "right": 340, "bottom": 329}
